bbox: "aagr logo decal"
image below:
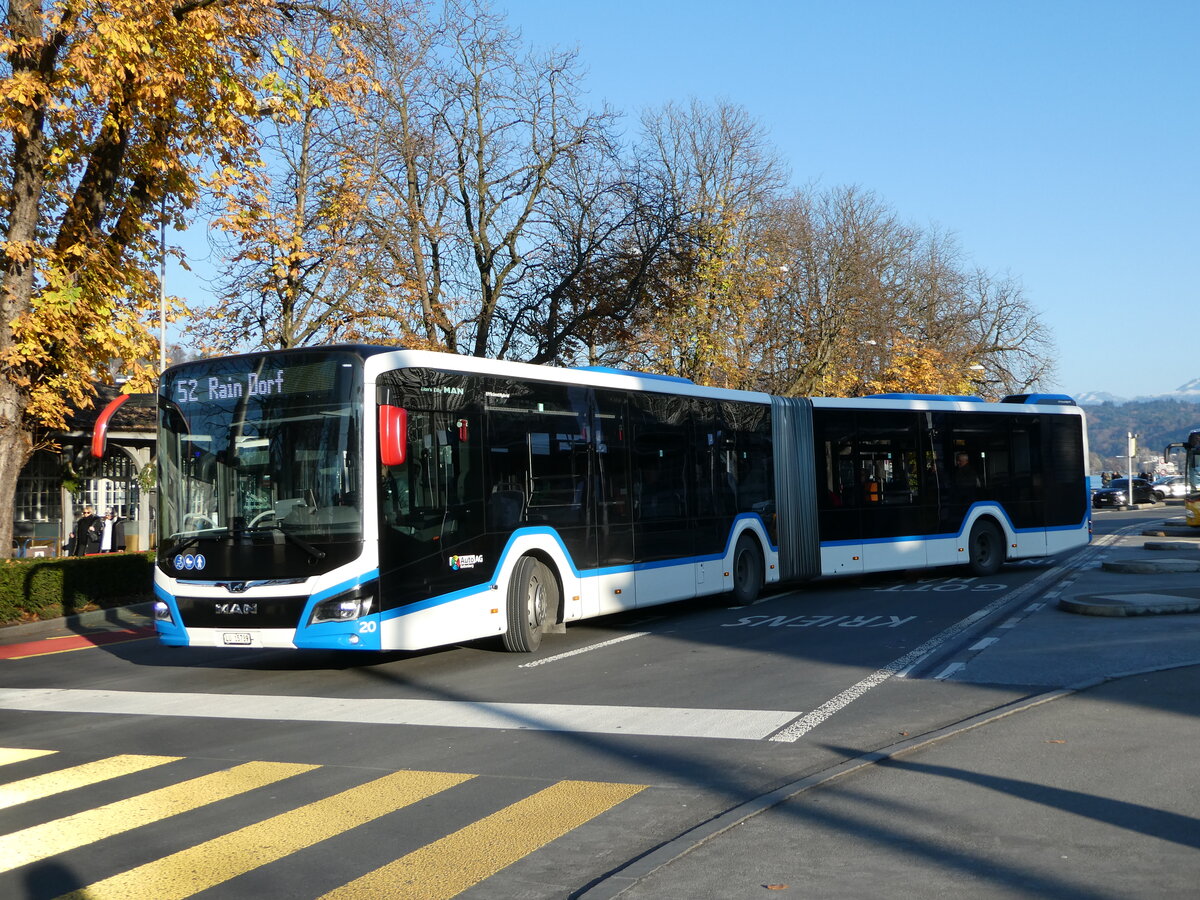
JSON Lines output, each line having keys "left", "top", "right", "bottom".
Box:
{"left": 449, "top": 554, "right": 484, "bottom": 570}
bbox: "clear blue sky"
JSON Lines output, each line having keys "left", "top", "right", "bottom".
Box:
{"left": 493, "top": 0, "right": 1198, "bottom": 399}
{"left": 169, "top": 1, "right": 1196, "bottom": 399}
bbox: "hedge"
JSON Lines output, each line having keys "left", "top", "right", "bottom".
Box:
{"left": 0, "top": 553, "right": 155, "bottom": 626}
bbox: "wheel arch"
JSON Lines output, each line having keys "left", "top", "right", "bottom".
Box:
{"left": 961, "top": 505, "right": 1016, "bottom": 549}
{"left": 965, "top": 512, "right": 1009, "bottom": 575}
{"left": 521, "top": 546, "right": 565, "bottom": 627}
{"left": 490, "top": 528, "right": 581, "bottom": 627}
{"left": 726, "top": 514, "right": 778, "bottom": 584}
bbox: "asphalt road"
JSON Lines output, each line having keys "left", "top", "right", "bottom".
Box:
{"left": 0, "top": 512, "right": 1180, "bottom": 899}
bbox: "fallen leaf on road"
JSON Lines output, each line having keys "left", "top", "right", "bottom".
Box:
{"left": 1046, "top": 739, "right": 1067, "bottom": 744}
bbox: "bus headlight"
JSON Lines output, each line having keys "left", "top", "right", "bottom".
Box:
{"left": 310, "top": 590, "right": 375, "bottom": 624}
{"left": 154, "top": 601, "right": 174, "bottom": 623}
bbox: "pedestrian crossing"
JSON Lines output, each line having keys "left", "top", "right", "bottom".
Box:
{"left": 0, "top": 747, "right": 646, "bottom": 900}
{"left": 0, "top": 753, "right": 180, "bottom": 810}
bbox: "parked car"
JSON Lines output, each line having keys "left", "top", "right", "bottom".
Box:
{"left": 1092, "top": 477, "right": 1157, "bottom": 508}
{"left": 1151, "top": 475, "right": 1186, "bottom": 500}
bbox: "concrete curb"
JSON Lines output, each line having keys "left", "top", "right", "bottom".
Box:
{"left": 1142, "top": 523, "right": 1196, "bottom": 538}
{"left": 1058, "top": 520, "right": 1200, "bottom": 615}
{"left": 1100, "top": 558, "right": 1200, "bottom": 574}
{"left": 1058, "top": 593, "right": 1200, "bottom": 616}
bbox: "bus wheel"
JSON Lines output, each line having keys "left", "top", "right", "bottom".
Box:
{"left": 731, "top": 535, "right": 764, "bottom": 606}
{"left": 503, "top": 556, "right": 556, "bottom": 652}
{"left": 967, "top": 519, "right": 1004, "bottom": 576}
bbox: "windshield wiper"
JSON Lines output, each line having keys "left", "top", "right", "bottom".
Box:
{"left": 171, "top": 524, "right": 326, "bottom": 563}
{"left": 167, "top": 529, "right": 225, "bottom": 556}
{"left": 169, "top": 535, "right": 201, "bottom": 557}
{"left": 245, "top": 524, "right": 327, "bottom": 561}
{"left": 278, "top": 528, "right": 327, "bottom": 561}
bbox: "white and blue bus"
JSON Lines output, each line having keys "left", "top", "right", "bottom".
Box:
{"left": 153, "top": 347, "right": 1090, "bottom": 652}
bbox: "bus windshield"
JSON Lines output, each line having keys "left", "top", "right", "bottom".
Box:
{"left": 157, "top": 352, "right": 364, "bottom": 569}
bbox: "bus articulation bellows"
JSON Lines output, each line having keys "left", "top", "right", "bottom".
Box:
{"left": 153, "top": 347, "right": 1091, "bottom": 653}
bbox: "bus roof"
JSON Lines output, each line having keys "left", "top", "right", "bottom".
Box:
{"left": 175, "top": 345, "right": 1083, "bottom": 414}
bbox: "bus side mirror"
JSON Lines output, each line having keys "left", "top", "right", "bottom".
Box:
{"left": 379, "top": 405, "right": 408, "bottom": 466}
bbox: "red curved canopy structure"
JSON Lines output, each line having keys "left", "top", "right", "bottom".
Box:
{"left": 91, "top": 393, "right": 130, "bottom": 459}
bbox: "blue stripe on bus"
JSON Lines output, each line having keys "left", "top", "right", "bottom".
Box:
{"left": 498, "top": 512, "right": 775, "bottom": 578}
{"left": 308, "top": 569, "right": 381, "bottom": 604}
{"left": 155, "top": 571, "right": 384, "bottom": 646}
{"left": 571, "top": 365, "right": 695, "bottom": 385}
{"left": 376, "top": 513, "right": 774, "bottom": 622}
{"left": 818, "top": 503, "right": 1090, "bottom": 548}
{"left": 295, "top": 570, "right": 384, "bottom": 642}
{"left": 152, "top": 582, "right": 188, "bottom": 644}
{"left": 378, "top": 581, "right": 497, "bottom": 619}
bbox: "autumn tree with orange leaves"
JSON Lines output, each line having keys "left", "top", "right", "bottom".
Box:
{"left": 0, "top": 0, "right": 289, "bottom": 556}
{"left": 722, "top": 185, "right": 1052, "bottom": 400}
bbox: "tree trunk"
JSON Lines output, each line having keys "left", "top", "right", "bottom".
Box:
{"left": 0, "top": 378, "right": 33, "bottom": 559}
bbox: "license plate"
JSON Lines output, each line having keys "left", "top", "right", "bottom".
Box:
{"left": 222, "top": 632, "right": 253, "bottom": 646}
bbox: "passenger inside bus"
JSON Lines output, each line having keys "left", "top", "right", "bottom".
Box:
{"left": 953, "top": 450, "right": 981, "bottom": 501}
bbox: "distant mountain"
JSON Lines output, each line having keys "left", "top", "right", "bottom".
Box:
{"left": 1071, "top": 378, "right": 1200, "bottom": 407}
{"left": 1172, "top": 377, "right": 1200, "bottom": 398}
{"left": 1080, "top": 396, "right": 1200, "bottom": 470}
{"left": 1074, "top": 390, "right": 1127, "bottom": 405}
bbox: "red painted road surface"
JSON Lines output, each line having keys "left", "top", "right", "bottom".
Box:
{"left": 0, "top": 627, "right": 157, "bottom": 660}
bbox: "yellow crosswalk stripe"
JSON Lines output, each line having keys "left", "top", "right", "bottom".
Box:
{"left": 0, "top": 754, "right": 180, "bottom": 810}
{"left": 0, "top": 760, "right": 316, "bottom": 873}
{"left": 319, "top": 779, "right": 647, "bottom": 900}
{"left": 55, "top": 769, "right": 474, "bottom": 900}
{"left": 0, "top": 747, "right": 56, "bottom": 766}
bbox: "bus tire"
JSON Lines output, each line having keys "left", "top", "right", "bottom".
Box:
{"left": 503, "top": 556, "right": 556, "bottom": 653}
{"left": 731, "top": 534, "right": 764, "bottom": 606}
{"left": 967, "top": 519, "right": 1005, "bottom": 576}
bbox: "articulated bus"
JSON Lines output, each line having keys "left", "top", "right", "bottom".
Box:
{"left": 153, "top": 347, "right": 1091, "bottom": 653}
{"left": 1164, "top": 429, "right": 1200, "bottom": 527}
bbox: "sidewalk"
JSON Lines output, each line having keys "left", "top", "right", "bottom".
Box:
{"left": 599, "top": 518, "right": 1200, "bottom": 899}
{"left": 0, "top": 602, "right": 153, "bottom": 647}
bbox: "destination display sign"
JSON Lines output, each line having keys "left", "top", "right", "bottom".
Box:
{"left": 167, "top": 360, "right": 342, "bottom": 406}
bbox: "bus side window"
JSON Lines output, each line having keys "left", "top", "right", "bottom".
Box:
{"left": 489, "top": 482, "right": 525, "bottom": 529}
{"left": 639, "top": 466, "right": 680, "bottom": 519}
{"left": 381, "top": 465, "right": 410, "bottom": 524}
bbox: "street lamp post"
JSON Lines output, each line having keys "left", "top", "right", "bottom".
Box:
{"left": 1127, "top": 432, "right": 1139, "bottom": 494}
{"left": 158, "top": 196, "right": 167, "bottom": 376}
{"left": 968, "top": 364, "right": 985, "bottom": 395}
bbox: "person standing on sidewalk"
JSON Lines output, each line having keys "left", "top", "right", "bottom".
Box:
{"left": 70, "top": 506, "right": 101, "bottom": 556}
{"left": 99, "top": 508, "right": 126, "bottom": 553}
